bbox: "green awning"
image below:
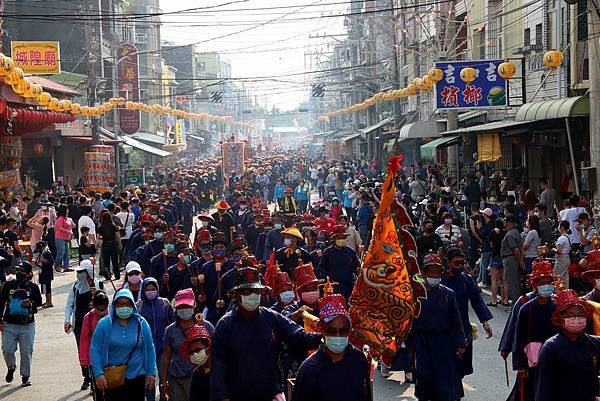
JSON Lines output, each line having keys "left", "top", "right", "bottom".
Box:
{"left": 420, "top": 135, "right": 460, "bottom": 160}
{"left": 340, "top": 132, "right": 362, "bottom": 143}
{"left": 359, "top": 116, "right": 393, "bottom": 134}
{"left": 515, "top": 95, "right": 589, "bottom": 122}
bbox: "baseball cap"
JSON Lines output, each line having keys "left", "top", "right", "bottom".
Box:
{"left": 480, "top": 208, "right": 494, "bottom": 217}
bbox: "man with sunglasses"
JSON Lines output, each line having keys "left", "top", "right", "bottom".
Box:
{"left": 0, "top": 261, "right": 42, "bottom": 387}
{"left": 293, "top": 293, "right": 371, "bottom": 401}
{"left": 210, "top": 267, "right": 322, "bottom": 401}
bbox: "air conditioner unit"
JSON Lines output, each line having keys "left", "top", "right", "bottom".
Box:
{"left": 135, "top": 33, "right": 147, "bottom": 44}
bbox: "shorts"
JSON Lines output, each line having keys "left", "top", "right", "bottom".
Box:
{"left": 40, "top": 280, "right": 52, "bottom": 294}
{"left": 489, "top": 256, "right": 503, "bottom": 269}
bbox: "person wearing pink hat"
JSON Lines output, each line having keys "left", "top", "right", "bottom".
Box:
{"left": 535, "top": 289, "right": 600, "bottom": 401}
{"left": 161, "top": 289, "right": 214, "bottom": 401}
{"left": 292, "top": 294, "right": 371, "bottom": 401}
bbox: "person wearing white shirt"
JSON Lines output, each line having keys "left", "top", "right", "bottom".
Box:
{"left": 77, "top": 205, "right": 96, "bottom": 244}
{"left": 116, "top": 202, "right": 135, "bottom": 245}
{"left": 561, "top": 194, "right": 586, "bottom": 247}
{"left": 554, "top": 220, "right": 572, "bottom": 288}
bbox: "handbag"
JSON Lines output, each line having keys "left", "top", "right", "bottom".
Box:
{"left": 119, "top": 213, "right": 129, "bottom": 237}
{"left": 103, "top": 318, "right": 140, "bottom": 389}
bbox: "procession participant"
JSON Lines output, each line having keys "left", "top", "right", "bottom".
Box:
{"left": 582, "top": 267, "right": 600, "bottom": 303}
{"left": 244, "top": 211, "right": 264, "bottom": 255}
{"left": 293, "top": 293, "right": 371, "bottom": 401}
{"left": 211, "top": 200, "right": 235, "bottom": 245}
{"left": 199, "top": 233, "right": 235, "bottom": 325}
{"left": 318, "top": 225, "right": 360, "bottom": 300}
{"left": 79, "top": 291, "right": 109, "bottom": 399}
{"left": 65, "top": 259, "right": 104, "bottom": 391}
{"left": 165, "top": 242, "right": 199, "bottom": 300}
{"left": 0, "top": 261, "right": 43, "bottom": 387}
{"left": 535, "top": 289, "right": 600, "bottom": 401}
{"left": 262, "top": 212, "right": 285, "bottom": 262}
{"left": 124, "top": 214, "right": 153, "bottom": 262}
{"left": 508, "top": 260, "right": 557, "bottom": 401}
{"left": 275, "top": 226, "right": 311, "bottom": 277}
{"left": 148, "top": 230, "right": 178, "bottom": 283}
{"left": 161, "top": 289, "right": 211, "bottom": 401}
{"left": 90, "top": 289, "right": 157, "bottom": 401}
{"left": 314, "top": 206, "right": 336, "bottom": 234}
{"left": 498, "top": 289, "right": 536, "bottom": 366}
{"left": 281, "top": 188, "right": 297, "bottom": 226}
{"left": 232, "top": 197, "right": 252, "bottom": 233}
{"left": 270, "top": 270, "right": 295, "bottom": 313}
{"left": 310, "top": 230, "right": 330, "bottom": 268}
{"left": 179, "top": 191, "right": 194, "bottom": 236}
{"left": 136, "top": 278, "right": 174, "bottom": 401}
{"left": 184, "top": 324, "right": 212, "bottom": 400}
{"left": 441, "top": 247, "right": 493, "bottom": 387}
{"left": 210, "top": 267, "right": 322, "bottom": 401}
{"left": 196, "top": 212, "right": 218, "bottom": 236}
{"left": 284, "top": 263, "right": 322, "bottom": 321}
{"left": 254, "top": 213, "right": 272, "bottom": 261}
{"left": 192, "top": 228, "right": 213, "bottom": 266}
{"left": 412, "top": 253, "right": 466, "bottom": 401}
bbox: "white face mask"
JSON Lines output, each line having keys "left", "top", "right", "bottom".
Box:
{"left": 241, "top": 293, "right": 261, "bottom": 311}
{"left": 190, "top": 349, "right": 208, "bottom": 366}
{"left": 279, "top": 290, "right": 295, "bottom": 305}
{"left": 595, "top": 279, "right": 600, "bottom": 289}
{"left": 201, "top": 221, "right": 209, "bottom": 227}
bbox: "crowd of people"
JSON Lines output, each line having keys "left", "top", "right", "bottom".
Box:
{"left": 0, "top": 148, "right": 599, "bottom": 401}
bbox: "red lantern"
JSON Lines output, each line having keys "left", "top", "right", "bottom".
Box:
{"left": 33, "top": 143, "right": 43, "bottom": 154}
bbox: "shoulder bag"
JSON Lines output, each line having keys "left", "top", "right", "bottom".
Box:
{"left": 103, "top": 318, "right": 141, "bottom": 389}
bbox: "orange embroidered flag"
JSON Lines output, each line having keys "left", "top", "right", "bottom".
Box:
{"left": 349, "top": 156, "right": 425, "bottom": 366}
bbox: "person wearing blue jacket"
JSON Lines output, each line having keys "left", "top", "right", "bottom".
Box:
{"left": 91, "top": 289, "right": 157, "bottom": 401}
{"left": 136, "top": 278, "right": 174, "bottom": 401}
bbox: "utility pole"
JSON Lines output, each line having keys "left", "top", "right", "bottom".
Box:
{"left": 444, "top": 1, "right": 459, "bottom": 179}
{"left": 589, "top": 0, "right": 600, "bottom": 199}
{"left": 84, "top": 5, "right": 100, "bottom": 145}
{"left": 389, "top": 0, "right": 402, "bottom": 128}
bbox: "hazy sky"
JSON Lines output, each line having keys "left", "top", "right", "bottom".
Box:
{"left": 160, "top": 0, "right": 346, "bottom": 111}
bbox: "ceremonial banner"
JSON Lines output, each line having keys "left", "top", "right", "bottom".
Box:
{"left": 349, "top": 156, "right": 425, "bottom": 366}
{"left": 175, "top": 119, "right": 184, "bottom": 145}
{"left": 11, "top": 41, "right": 61, "bottom": 74}
{"left": 0, "top": 169, "right": 21, "bottom": 189}
{"left": 221, "top": 141, "right": 246, "bottom": 177}
{"left": 117, "top": 43, "right": 140, "bottom": 134}
{"left": 83, "top": 152, "right": 111, "bottom": 193}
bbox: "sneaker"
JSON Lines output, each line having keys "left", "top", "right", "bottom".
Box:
{"left": 80, "top": 379, "right": 90, "bottom": 391}
{"left": 21, "top": 376, "right": 31, "bottom": 387}
{"left": 380, "top": 364, "right": 391, "bottom": 378}
{"left": 5, "top": 366, "right": 15, "bottom": 383}
{"left": 41, "top": 304, "right": 54, "bottom": 309}
{"left": 405, "top": 371, "right": 414, "bottom": 383}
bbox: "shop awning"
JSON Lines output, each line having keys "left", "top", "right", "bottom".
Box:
{"left": 63, "top": 136, "right": 121, "bottom": 145}
{"left": 27, "top": 76, "right": 80, "bottom": 97}
{"left": 439, "top": 119, "right": 532, "bottom": 136}
{"left": 359, "top": 116, "right": 393, "bottom": 134}
{"left": 515, "top": 95, "right": 589, "bottom": 122}
{"left": 420, "top": 135, "right": 461, "bottom": 160}
{"left": 120, "top": 135, "right": 172, "bottom": 157}
{"left": 398, "top": 120, "right": 446, "bottom": 140}
{"left": 340, "top": 132, "right": 362, "bottom": 143}
{"left": 132, "top": 132, "right": 165, "bottom": 145}
{"left": 458, "top": 110, "right": 487, "bottom": 122}
{"left": 188, "top": 134, "right": 205, "bottom": 143}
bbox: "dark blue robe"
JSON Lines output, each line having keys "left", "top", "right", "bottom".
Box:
{"left": 123, "top": 230, "right": 144, "bottom": 261}
{"left": 293, "top": 345, "right": 371, "bottom": 401}
{"left": 199, "top": 259, "right": 235, "bottom": 325}
{"left": 535, "top": 332, "right": 600, "bottom": 401}
{"left": 141, "top": 239, "right": 164, "bottom": 276}
{"left": 412, "top": 284, "right": 466, "bottom": 401}
{"left": 508, "top": 297, "right": 557, "bottom": 401}
{"left": 210, "top": 306, "right": 322, "bottom": 401}
{"left": 148, "top": 252, "right": 178, "bottom": 289}
{"left": 180, "top": 199, "right": 194, "bottom": 234}
{"left": 499, "top": 292, "right": 536, "bottom": 369}
{"left": 318, "top": 246, "right": 360, "bottom": 300}
{"left": 255, "top": 231, "right": 269, "bottom": 262}
{"left": 275, "top": 247, "right": 312, "bottom": 279}
{"left": 166, "top": 258, "right": 199, "bottom": 300}
{"left": 584, "top": 288, "right": 600, "bottom": 303}
{"left": 244, "top": 224, "right": 263, "bottom": 254}
{"left": 263, "top": 228, "right": 284, "bottom": 262}
{"left": 442, "top": 272, "right": 493, "bottom": 377}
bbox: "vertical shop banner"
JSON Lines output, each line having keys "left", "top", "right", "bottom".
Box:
{"left": 117, "top": 43, "right": 140, "bottom": 134}
{"left": 175, "top": 119, "right": 184, "bottom": 145}
{"left": 221, "top": 141, "right": 246, "bottom": 177}
{"left": 434, "top": 59, "right": 506, "bottom": 110}
{"left": 11, "top": 41, "right": 61, "bottom": 74}
{"left": 0, "top": 169, "right": 21, "bottom": 189}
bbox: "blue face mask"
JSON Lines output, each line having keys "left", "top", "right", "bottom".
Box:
{"left": 537, "top": 284, "right": 555, "bottom": 297}
{"left": 325, "top": 336, "right": 349, "bottom": 354}
{"left": 183, "top": 255, "right": 192, "bottom": 264}
{"left": 233, "top": 255, "right": 241, "bottom": 263}
{"left": 274, "top": 223, "right": 282, "bottom": 230}
{"left": 213, "top": 248, "right": 226, "bottom": 258}
{"left": 426, "top": 277, "right": 441, "bottom": 287}
{"left": 200, "top": 246, "right": 212, "bottom": 254}
{"left": 316, "top": 242, "right": 326, "bottom": 250}
{"left": 115, "top": 306, "right": 134, "bottom": 320}
{"left": 165, "top": 243, "right": 175, "bottom": 253}
{"left": 154, "top": 232, "right": 164, "bottom": 240}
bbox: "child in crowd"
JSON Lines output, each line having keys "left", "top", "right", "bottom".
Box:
{"left": 78, "top": 226, "right": 97, "bottom": 262}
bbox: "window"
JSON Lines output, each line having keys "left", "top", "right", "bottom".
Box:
{"left": 524, "top": 28, "right": 531, "bottom": 46}
{"left": 535, "top": 24, "right": 543, "bottom": 47}
{"left": 498, "top": 36, "right": 503, "bottom": 58}
{"left": 578, "top": 0, "right": 588, "bottom": 42}
{"left": 478, "top": 28, "right": 486, "bottom": 59}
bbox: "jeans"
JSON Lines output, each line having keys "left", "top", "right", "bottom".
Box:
{"left": 55, "top": 238, "right": 70, "bottom": 269}
{"left": 358, "top": 226, "right": 371, "bottom": 246}
{"left": 2, "top": 322, "right": 35, "bottom": 377}
{"left": 146, "top": 352, "right": 166, "bottom": 401}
